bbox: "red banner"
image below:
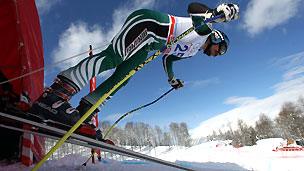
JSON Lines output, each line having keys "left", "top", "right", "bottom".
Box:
{"left": 0, "top": 0, "right": 44, "bottom": 101}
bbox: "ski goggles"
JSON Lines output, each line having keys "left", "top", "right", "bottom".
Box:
{"left": 218, "top": 43, "right": 228, "bottom": 55}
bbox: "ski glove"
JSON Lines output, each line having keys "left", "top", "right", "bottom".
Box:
{"left": 216, "top": 3, "right": 239, "bottom": 22}
{"left": 168, "top": 78, "right": 184, "bottom": 89}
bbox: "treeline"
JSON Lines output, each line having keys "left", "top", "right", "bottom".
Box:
{"left": 101, "top": 121, "right": 191, "bottom": 147}
{"left": 207, "top": 97, "right": 304, "bottom": 147}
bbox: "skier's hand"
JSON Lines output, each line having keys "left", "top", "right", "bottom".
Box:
{"left": 168, "top": 78, "right": 184, "bottom": 89}
{"left": 216, "top": 3, "right": 239, "bottom": 22}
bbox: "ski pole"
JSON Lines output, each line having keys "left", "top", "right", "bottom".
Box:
{"left": 82, "top": 87, "right": 174, "bottom": 166}
{"left": 104, "top": 87, "right": 175, "bottom": 138}
{"left": 82, "top": 151, "right": 93, "bottom": 166}
{"left": 32, "top": 14, "right": 223, "bottom": 171}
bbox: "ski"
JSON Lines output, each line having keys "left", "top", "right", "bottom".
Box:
{"left": 0, "top": 111, "right": 103, "bottom": 143}
{"left": 0, "top": 123, "right": 143, "bottom": 163}
{"left": 2, "top": 106, "right": 102, "bottom": 140}
{"left": 5, "top": 106, "right": 78, "bottom": 129}
{"left": 0, "top": 111, "right": 194, "bottom": 171}
{"left": 0, "top": 124, "right": 89, "bottom": 149}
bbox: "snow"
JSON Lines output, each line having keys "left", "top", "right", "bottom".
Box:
{"left": 1, "top": 138, "right": 303, "bottom": 171}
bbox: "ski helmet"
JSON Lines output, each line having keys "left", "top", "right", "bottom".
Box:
{"left": 209, "top": 30, "right": 229, "bottom": 55}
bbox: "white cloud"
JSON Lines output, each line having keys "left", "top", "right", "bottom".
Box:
{"left": 107, "top": 0, "right": 157, "bottom": 36}
{"left": 187, "top": 77, "right": 220, "bottom": 88}
{"left": 283, "top": 66, "right": 304, "bottom": 80}
{"left": 272, "top": 51, "right": 304, "bottom": 82}
{"left": 272, "top": 51, "right": 304, "bottom": 71}
{"left": 242, "top": 0, "right": 302, "bottom": 36}
{"left": 273, "top": 72, "right": 304, "bottom": 93}
{"left": 51, "top": 0, "right": 157, "bottom": 73}
{"left": 52, "top": 22, "right": 108, "bottom": 71}
{"left": 270, "top": 50, "right": 304, "bottom": 100}
{"left": 190, "top": 51, "right": 304, "bottom": 139}
{"left": 104, "top": 111, "right": 140, "bottom": 122}
{"left": 224, "top": 96, "right": 258, "bottom": 106}
{"left": 35, "top": 0, "right": 61, "bottom": 14}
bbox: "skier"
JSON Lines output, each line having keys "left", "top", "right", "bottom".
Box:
{"left": 30, "top": 2, "right": 239, "bottom": 134}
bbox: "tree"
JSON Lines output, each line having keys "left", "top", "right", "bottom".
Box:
{"left": 207, "top": 130, "right": 218, "bottom": 141}
{"left": 295, "top": 97, "right": 304, "bottom": 138}
{"left": 169, "top": 122, "right": 179, "bottom": 145}
{"left": 275, "top": 102, "right": 303, "bottom": 139}
{"left": 255, "top": 114, "right": 276, "bottom": 139}
{"left": 125, "top": 122, "right": 136, "bottom": 146}
{"left": 179, "top": 122, "right": 191, "bottom": 146}
{"left": 235, "top": 119, "right": 257, "bottom": 146}
{"left": 133, "top": 122, "right": 151, "bottom": 147}
{"left": 163, "top": 132, "right": 172, "bottom": 146}
{"left": 154, "top": 126, "right": 164, "bottom": 146}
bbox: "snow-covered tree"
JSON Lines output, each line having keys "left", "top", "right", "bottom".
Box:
{"left": 255, "top": 114, "right": 276, "bottom": 139}
{"left": 275, "top": 102, "right": 303, "bottom": 139}
{"left": 179, "top": 122, "right": 191, "bottom": 147}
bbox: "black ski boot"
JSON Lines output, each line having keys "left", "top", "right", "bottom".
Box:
{"left": 30, "top": 76, "right": 102, "bottom": 140}
{"left": 30, "top": 76, "right": 81, "bottom": 126}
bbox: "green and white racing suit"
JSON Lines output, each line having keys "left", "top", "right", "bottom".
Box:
{"left": 58, "top": 8, "right": 213, "bottom": 105}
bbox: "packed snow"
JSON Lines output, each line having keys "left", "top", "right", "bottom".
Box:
{"left": 1, "top": 138, "right": 303, "bottom": 171}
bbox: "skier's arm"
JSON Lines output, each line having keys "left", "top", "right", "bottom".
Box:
{"left": 187, "top": 2, "right": 239, "bottom": 35}
{"left": 187, "top": 2, "right": 213, "bottom": 36}
{"left": 163, "top": 55, "right": 184, "bottom": 89}
{"left": 187, "top": 2, "right": 211, "bottom": 15}
{"left": 162, "top": 54, "right": 182, "bottom": 80}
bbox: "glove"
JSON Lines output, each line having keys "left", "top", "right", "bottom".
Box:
{"left": 216, "top": 3, "right": 239, "bottom": 22}
{"left": 168, "top": 78, "right": 184, "bottom": 89}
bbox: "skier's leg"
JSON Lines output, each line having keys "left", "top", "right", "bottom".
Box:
{"left": 30, "top": 9, "right": 170, "bottom": 126}
{"left": 112, "top": 9, "right": 170, "bottom": 60}
{"left": 58, "top": 45, "right": 123, "bottom": 91}
{"left": 56, "top": 9, "right": 169, "bottom": 91}
{"left": 55, "top": 9, "right": 169, "bottom": 91}
{"left": 30, "top": 46, "right": 122, "bottom": 126}
{"left": 79, "top": 48, "right": 149, "bottom": 112}
{"left": 36, "top": 8, "right": 170, "bottom": 110}
{"left": 76, "top": 9, "right": 172, "bottom": 120}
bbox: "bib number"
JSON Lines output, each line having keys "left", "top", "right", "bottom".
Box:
{"left": 174, "top": 44, "right": 189, "bottom": 57}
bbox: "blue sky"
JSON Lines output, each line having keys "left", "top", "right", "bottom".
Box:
{"left": 35, "top": 0, "right": 304, "bottom": 131}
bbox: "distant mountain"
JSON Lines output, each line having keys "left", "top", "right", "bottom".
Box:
{"left": 190, "top": 79, "right": 304, "bottom": 139}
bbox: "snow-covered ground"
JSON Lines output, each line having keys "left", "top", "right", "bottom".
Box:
{"left": 1, "top": 138, "right": 303, "bottom": 171}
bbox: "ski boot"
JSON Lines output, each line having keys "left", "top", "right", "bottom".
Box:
{"left": 30, "top": 76, "right": 102, "bottom": 139}
{"left": 76, "top": 98, "right": 101, "bottom": 123}
{"left": 30, "top": 76, "right": 83, "bottom": 126}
